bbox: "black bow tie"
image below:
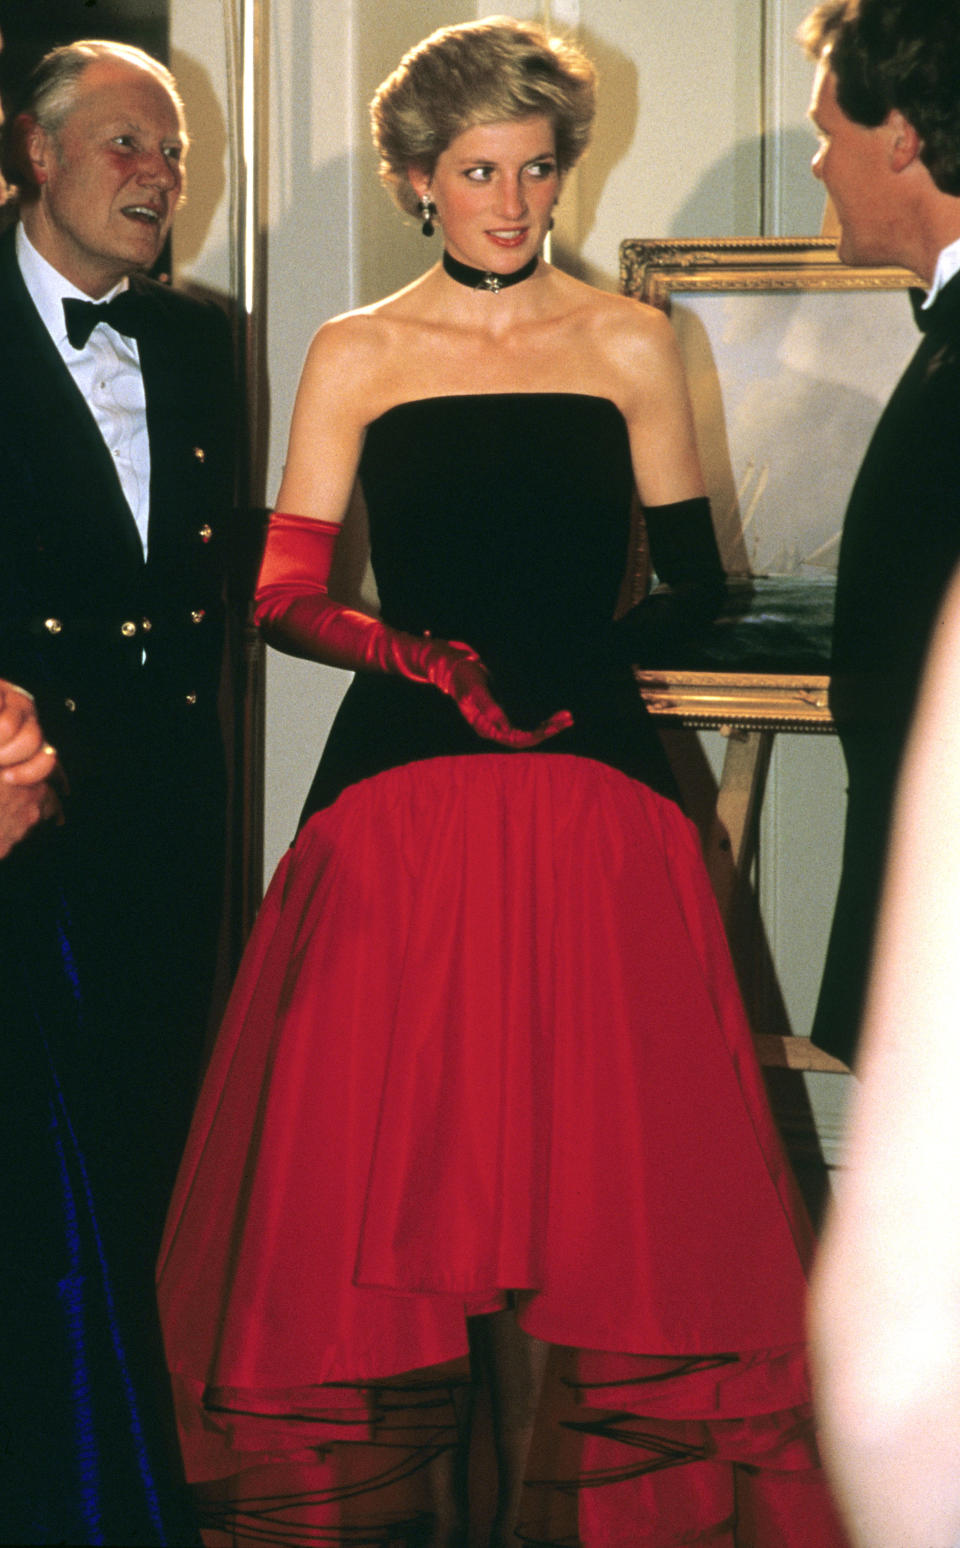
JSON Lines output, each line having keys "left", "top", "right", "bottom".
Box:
{"left": 63, "top": 290, "right": 149, "bottom": 349}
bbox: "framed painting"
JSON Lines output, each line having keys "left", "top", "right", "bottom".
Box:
{"left": 620, "top": 237, "right": 921, "bottom": 725}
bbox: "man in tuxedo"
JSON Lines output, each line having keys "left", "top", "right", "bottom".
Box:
{"left": 801, "top": 0, "right": 960, "bottom": 1067}
{"left": 0, "top": 40, "right": 236, "bottom": 1541}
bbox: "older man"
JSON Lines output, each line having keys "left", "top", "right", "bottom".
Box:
{"left": 802, "top": 0, "right": 960, "bottom": 1069}
{"left": 0, "top": 39, "right": 235, "bottom": 1543}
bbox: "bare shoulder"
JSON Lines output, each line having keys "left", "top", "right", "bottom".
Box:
{"left": 296, "top": 281, "right": 431, "bottom": 421}
{"left": 300, "top": 307, "right": 391, "bottom": 382}
{"left": 537, "top": 274, "right": 685, "bottom": 428}
{"left": 289, "top": 312, "right": 385, "bottom": 430}
{"left": 545, "top": 271, "right": 681, "bottom": 386}
{"left": 585, "top": 289, "right": 681, "bottom": 378}
{"left": 584, "top": 292, "right": 691, "bottom": 425}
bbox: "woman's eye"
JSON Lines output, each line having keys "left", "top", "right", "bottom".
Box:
{"left": 465, "top": 166, "right": 493, "bottom": 182}
{"left": 527, "top": 160, "right": 557, "bottom": 179}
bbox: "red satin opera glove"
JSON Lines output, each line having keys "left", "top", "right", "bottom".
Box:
{"left": 253, "top": 511, "right": 573, "bottom": 748}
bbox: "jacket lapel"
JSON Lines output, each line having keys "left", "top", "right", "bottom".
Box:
{"left": 0, "top": 230, "right": 144, "bottom": 574}
{"left": 130, "top": 273, "right": 216, "bottom": 565}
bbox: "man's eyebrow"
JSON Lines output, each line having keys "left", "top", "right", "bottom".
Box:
{"left": 102, "top": 116, "right": 184, "bottom": 142}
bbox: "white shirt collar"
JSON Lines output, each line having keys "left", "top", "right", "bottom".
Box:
{"left": 922, "top": 235, "right": 960, "bottom": 310}
{"left": 15, "top": 223, "right": 129, "bottom": 349}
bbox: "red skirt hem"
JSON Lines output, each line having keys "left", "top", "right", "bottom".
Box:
{"left": 158, "top": 755, "right": 840, "bottom": 1543}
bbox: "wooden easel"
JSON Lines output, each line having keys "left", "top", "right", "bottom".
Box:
{"left": 638, "top": 670, "right": 849, "bottom": 1074}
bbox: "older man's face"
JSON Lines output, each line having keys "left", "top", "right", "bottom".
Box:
{"left": 25, "top": 54, "right": 185, "bottom": 296}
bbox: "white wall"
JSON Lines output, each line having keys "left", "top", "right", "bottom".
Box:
{"left": 169, "top": 3, "right": 233, "bottom": 297}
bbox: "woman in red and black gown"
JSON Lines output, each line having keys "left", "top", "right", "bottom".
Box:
{"left": 157, "top": 18, "right": 845, "bottom": 1546}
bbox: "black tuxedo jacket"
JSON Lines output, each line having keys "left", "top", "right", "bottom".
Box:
{"left": 0, "top": 220, "right": 239, "bottom": 1155}
{"left": 0, "top": 224, "right": 235, "bottom": 774}
{"left": 812, "top": 271, "right": 960, "bottom": 1064}
{"left": 0, "top": 225, "right": 240, "bottom": 1544}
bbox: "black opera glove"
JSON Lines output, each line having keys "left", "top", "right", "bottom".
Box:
{"left": 610, "top": 496, "right": 725, "bottom": 668}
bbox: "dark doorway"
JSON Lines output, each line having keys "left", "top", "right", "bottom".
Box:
{"left": 0, "top": 0, "right": 167, "bottom": 112}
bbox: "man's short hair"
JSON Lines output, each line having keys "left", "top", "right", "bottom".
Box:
{"left": 800, "top": 0, "right": 960, "bottom": 195}
{"left": 0, "top": 39, "right": 187, "bottom": 193}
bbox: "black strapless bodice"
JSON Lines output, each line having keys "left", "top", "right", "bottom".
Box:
{"left": 300, "top": 394, "right": 678, "bottom": 820}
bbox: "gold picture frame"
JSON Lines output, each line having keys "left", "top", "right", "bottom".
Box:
{"left": 621, "top": 237, "right": 921, "bottom": 728}
{"left": 637, "top": 669, "right": 831, "bottom": 733}
{"left": 620, "top": 235, "right": 918, "bottom": 305}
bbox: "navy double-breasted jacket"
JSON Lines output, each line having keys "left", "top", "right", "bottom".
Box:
{"left": 0, "top": 219, "right": 241, "bottom": 1539}
{"left": 0, "top": 220, "right": 239, "bottom": 1207}
{"left": 0, "top": 224, "right": 235, "bottom": 775}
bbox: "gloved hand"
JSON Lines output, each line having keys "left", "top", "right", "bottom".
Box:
{"left": 611, "top": 496, "right": 725, "bottom": 667}
{"left": 254, "top": 511, "right": 573, "bottom": 748}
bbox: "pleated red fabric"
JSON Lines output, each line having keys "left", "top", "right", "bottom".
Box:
{"left": 157, "top": 754, "right": 843, "bottom": 1545}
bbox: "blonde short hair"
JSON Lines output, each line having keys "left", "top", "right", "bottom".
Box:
{"left": 370, "top": 16, "right": 596, "bottom": 216}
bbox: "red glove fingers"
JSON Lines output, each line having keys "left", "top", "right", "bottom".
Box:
{"left": 253, "top": 512, "right": 573, "bottom": 747}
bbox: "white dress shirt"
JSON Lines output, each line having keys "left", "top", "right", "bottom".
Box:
{"left": 922, "top": 233, "right": 960, "bottom": 311}
{"left": 16, "top": 224, "right": 151, "bottom": 557}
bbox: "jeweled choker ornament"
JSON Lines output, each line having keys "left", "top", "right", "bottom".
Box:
{"left": 442, "top": 249, "right": 539, "bottom": 294}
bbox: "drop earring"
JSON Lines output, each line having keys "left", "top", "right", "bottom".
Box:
{"left": 419, "top": 194, "right": 436, "bottom": 237}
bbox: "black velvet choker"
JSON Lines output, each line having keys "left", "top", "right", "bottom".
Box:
{"left": 442, "top": 249, "right": 539, "bottom": 294}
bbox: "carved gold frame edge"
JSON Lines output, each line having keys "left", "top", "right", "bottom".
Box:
{"left": 636, "top": 670, "right": 833, "bottom": 731}
{"left": 620, "top": 236, "right": 921, "bottom": 305}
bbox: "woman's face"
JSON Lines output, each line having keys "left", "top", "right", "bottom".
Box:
{"left": 413, "top": 114, "right": 560, "bottom": 273}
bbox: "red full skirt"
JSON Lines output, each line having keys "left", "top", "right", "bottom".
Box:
{"left": 157, "top": 754, "right": 843, "bottom": 1545}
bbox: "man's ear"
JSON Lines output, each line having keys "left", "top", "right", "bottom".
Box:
{"left": 18, "top": 114, "right": 51, "bottom": 186}
{"left": 2, "top": 113, "right": 49, "bottom": 198}
{"left": 887, "top": 108, "right": 922, "bottom": 173}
